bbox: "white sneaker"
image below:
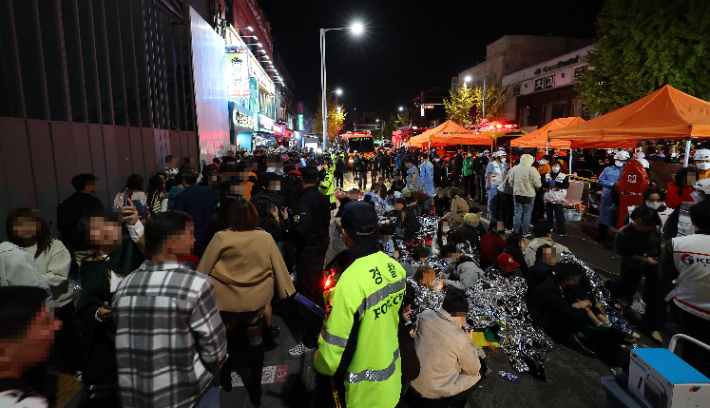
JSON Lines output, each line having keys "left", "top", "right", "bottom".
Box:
{"left": 75, "top": 371, "right": 83, "bottom": 382}
{"left": 289, "top": 342, "right": 316, "bottom": 356}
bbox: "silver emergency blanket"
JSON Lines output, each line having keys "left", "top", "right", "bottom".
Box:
{"left": 406, "top": 277, "right": 446, "bottom": 311}
{"left": 559, "top": 252, "right": 636, "bottom": 336}
{"left": 415, "top": 215, "right": 440, "bottom": 240}
{"left": 467, "top": 271, "right": 553, "bottom": 373}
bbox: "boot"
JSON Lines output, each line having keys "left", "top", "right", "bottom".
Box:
{"left": 220, "top": 361, "right": 233, "bottom": 392}
{"left": 562, "top": 335, "right": 597, "bottom": 358}
{"left": 246, "top": 342, "right": 265, "bottom": 407}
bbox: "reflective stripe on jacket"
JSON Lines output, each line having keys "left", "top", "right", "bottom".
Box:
{"left": 314, "top": 251, "right": 406, "bottom": 408}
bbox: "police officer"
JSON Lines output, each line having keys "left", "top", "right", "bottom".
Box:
{"left": 319, "top": 161, "right": 337, "bottom": 210}
{"left": 315, "top": 202, "right": 406, "bottom": 408}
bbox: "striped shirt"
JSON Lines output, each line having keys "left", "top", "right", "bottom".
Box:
{"left": 113, "top": 260, "right": 227, "bottom": 408}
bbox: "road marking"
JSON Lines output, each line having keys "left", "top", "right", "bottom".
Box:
{"left": 230, "top": 364, "right": 289, "bottom": 387}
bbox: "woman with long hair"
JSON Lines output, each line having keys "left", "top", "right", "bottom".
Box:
{"left": 145, "top": 175, "right": 165, "bottom": 217}
{"left": 6, "top": 208, "right": 86, "bottom": 379}
{"left": 665, "top": 167, "right": 697, "bottom": 209}
{"left": 113, "top": 174, "right": 147, "bottom": 212}
{"left": 197, "top": 198, "right": 295, "bottom": 406}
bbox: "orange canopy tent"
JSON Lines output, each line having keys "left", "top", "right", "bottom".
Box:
{"left": 409, "top": 120, "right": 494, "bottom": 147}
{"left": 548, "top": 85, "right": 710, "bottom": 143}
{"left": 510, "top": 117, "right": 637, "bottom": 149}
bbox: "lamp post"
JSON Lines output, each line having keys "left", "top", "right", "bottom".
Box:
{"left": 320, "top": 23, "right": 363, "bottom": 152}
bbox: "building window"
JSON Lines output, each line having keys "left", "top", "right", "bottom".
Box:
{"left": 513, "top": 84, "right": 521, "bottom": 96}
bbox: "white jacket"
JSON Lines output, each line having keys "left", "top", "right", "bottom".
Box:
{"left": 22, "top": 240, "right": 73, "bottom": 307}
{"left": 0, "top": 242, "right": 53, "bottom": 303}
{"left": 524, "top": 237, "right": 570, "bottom": 267}
{"left": 507, "top": 154, "right": 542, "bottom": 197}
{"left": 671, "top": 233, "right": 710, "bottom": 320}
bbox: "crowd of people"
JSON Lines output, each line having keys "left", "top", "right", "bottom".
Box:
{"left": 1, "top": 140, "right": 709, "bottom": 408}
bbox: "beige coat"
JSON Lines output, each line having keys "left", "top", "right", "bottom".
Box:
{"left": 507, "top": 154, "right": 542, "bottom": 197}
{"left": 410, "top": 309, "right": 481, "bottom": 398}
{"left": 197, "top": 229, "right": 295, "bottom": 313}
{"left": 443, "top": 195, "right": 470, "bottom": 229}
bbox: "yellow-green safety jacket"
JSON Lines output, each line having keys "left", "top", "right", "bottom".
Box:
{"left": 314, "top": 251, "right": 406, "bottom": 408}
{"left": 319, "top": 166, "right": 337, "bottom": 206}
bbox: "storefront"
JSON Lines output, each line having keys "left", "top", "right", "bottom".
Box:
{"left": 253, "top": 113, "right": 275, "bottom": 149}
{"left": 502, "top": 45, "right": 594, "bottom": 130}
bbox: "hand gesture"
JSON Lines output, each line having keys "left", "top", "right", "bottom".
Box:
{"left": 97, "top": 301, "right": 112, "bottom": 321}
{"left": 122, "top": 199, "right": 139, "bottom": 226}
{"left": 647, "top": 257, "right": 658, "bottom": 266}
{"left": 280, "top": 207, "right": 289, "bottom": 221}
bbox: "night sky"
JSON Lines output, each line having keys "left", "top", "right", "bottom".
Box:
{"left": 258, "top": 0, "right": 605, "bottom": 115}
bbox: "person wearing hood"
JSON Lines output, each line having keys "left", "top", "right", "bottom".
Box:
{"left": 167, "top": 172, "right": 186, "bottom": 210}
{"left": 544, "top": 160, "right": 570, "bottom": 237}
{"left": 694, "top": 148, "right": 710, "bottom": 180}
{"left": 507, "top": 153, "right": 542, "bottom": 236}
{"left": 456, "top": 213, "right": 481, "bottom": 248}
{"left": 594, "top": 151, "right": 630, "bottom": 242}
{"left": 485, "top": 152, "right": 508, "bottom": 219}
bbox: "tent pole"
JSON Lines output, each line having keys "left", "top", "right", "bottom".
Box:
{"left": 683, "top": 137, "right": 692, "bottom": 167}
{"left": 546, "top": 140, "right": 549, "bottom": 154}
{"left": 569, "top": 148, "right": 573, "bottom": 174}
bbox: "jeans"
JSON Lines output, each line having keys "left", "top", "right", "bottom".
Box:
{"left": 487, "top": 186, "right": 499, "bottom": 219}
{"left": 194, "top": 377, "right": 220, "bottom": 408}
{"left": 546, "top": 203, "right": 566, "bottom": 235}
{"left": 358, "top": 171, "right": 368, "bottom": 189}
{"left": 513, "top": 195, "right": 534, "bottom": 234}
{"left": 416, "top": 198, "right": 432, "bottom": 217}
{"left": 475, "top": 174, "right": 487, "bottom": 201}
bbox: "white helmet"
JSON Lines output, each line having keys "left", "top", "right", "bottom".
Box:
{"left": 493, "top": 151, "right": 506, "bottom": 158}
{"left": 694, "top": 179, "right": 710, "bottom": 195}
{"left": 483, "top": 149, "right": 490, "bottom": 154}
{"left": 614, "top": 150, "right": 631, "bottom": 161}
{"left": 693, "top": 149, "right": 710, "bottom": 161}
{"left": 637, "top": 158, "right": 649, "bottom": 169}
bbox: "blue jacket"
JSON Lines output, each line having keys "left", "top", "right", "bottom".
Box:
{"left": 394, "top": 154, "right": 404, "bottom": 170}
{"left": 420, "top": 161, "right": 435, "bottom": 195}
{"left": 597, "top": 164, "right": 624, "bottom": 226}
{"left": 174, "top": 185, "right": 219, "bottom": 242}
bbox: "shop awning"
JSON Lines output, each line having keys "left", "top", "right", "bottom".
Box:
{"left": 510, "top": 117, "right": 637, "bottom": 149}
{"left": 409, "top": 120, "right": 494, "bottom": 147}
{"left": 548, "top": 85, "right": 710, "bottom": 142}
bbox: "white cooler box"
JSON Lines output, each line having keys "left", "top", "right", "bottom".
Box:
{"left": 628, "top": 339, "right": 710, "bottom": 408}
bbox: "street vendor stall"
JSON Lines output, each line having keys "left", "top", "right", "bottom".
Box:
{"left": 409, "top": 120, "right": 495, "bottom": 148}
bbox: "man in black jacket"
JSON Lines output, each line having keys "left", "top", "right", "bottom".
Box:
{"left": 289, "top": 165, "right": 332, "bottom": 356}
{"left": 57, "top": 174, "right": 104, "bottom": 268}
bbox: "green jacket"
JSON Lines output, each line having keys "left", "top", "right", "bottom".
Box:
{"left": 315, "top": 251, "right": 406, "bottom": 408}
{"left": 462, "top": 157, "right": 476, "bottom": 176}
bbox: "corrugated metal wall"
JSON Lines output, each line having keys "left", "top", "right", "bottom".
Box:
{"left": 0, "top": 0, "right": 200, "bottom": 240}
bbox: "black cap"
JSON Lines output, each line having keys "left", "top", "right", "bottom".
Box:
{"left": 341, "top": 201, "right": 379, "bottom": 237}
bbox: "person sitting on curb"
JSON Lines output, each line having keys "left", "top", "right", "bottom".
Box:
{"left": 525, "top": 244, "right": 557, "bottom": 298}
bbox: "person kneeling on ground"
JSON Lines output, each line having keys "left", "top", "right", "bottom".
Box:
{"left": 530, "top": 263, "right": 632, "bottom": 358}
{"left": 405, "top": 288, "right": 483, "bottom": 408}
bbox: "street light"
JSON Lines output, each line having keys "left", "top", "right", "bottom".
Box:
{"left": 320, "top": 22, "right": 365, "bottom": 151}
{"left": 464, "top": 76, "right": 471, "bottom": 82}
{"left": 335, "top": 88, "right": 343, "bottom": 96}
{"left": 464, "top": 75, "right": 486, "bottom": 119}
{"left": 398, "top": 106, "right": 403, "bottom": 112}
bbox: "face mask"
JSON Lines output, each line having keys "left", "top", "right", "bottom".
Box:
{"left": 467, "top": 154, "right": 472, "bottom": 158}
{"left": 697, "top": 162, "right": 710, "bottom": 171}
{"left": 501, "top": 158, "right": 507, "bottom": 163}
{"left": 646, "top": 201, "right": 662, "bottom": 210}
{"left": 551, "top": 166, "right": 561, "bottom": 173}
{"left": 671, "top": 153, "right": 678, "bottom": 158}
{"left": 615, "top": 160, "right": 625, "bottom": 167}
{"left": 691, "top": 191, "right": 704, "bottom": 203}
{"left": 317, "top": 166, "right": 322, "bottom": 171}
{"left": 539, "top": 160, "right": 548, "bottom": 165}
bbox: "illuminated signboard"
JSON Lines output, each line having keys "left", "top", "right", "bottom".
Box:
{"left": 225, "top": 45, "right": 250, "bottom": 100}
{"left": 259, "top": 114, "right": 274, "bottom": 132}
{"left": 232, "top": 108, "right": 254, "bottom": 131}
{"left": 297, "top": 114, "right": 304, "bottom": 131}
